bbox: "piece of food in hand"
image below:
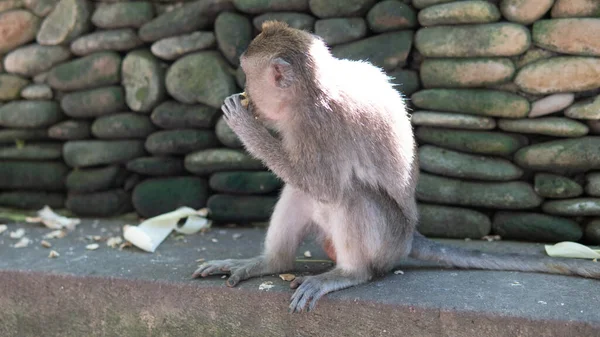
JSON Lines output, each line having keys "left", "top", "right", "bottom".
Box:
{"left": 241, "top": 92, "right": 249, "bottom": 108}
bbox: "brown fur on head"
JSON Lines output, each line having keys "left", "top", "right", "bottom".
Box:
{"left": 239, "top": 21, "right": 330, "bottom": 124}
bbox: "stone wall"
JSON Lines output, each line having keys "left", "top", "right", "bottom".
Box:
{"left": 0, "top": 0, "right": 599, "bottom": 245}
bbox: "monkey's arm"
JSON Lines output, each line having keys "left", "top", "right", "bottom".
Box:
{"left": 221, "top": 94, "right": 341, "bottom": 202}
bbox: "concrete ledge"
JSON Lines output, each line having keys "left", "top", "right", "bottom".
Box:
{"left": 1, "top": 219, "right": 599, "bottom": 336}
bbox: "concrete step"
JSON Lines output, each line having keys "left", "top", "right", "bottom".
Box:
{"left": 1, "top": 219, "right": 599, "bottom": 337}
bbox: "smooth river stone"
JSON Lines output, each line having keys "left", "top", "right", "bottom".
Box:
{"left": 66, "top": 189, "right": 132, "bottom": 217}
{"left": 314, "top": 18, "right": 367, "bottom": 46}
{"left": 366, "top": 0, "right": 416, "bottom": 32}
{"left": 565, "top": 95, "right": 600, "bottom": 120}
{"left": 589, "top": 120, "right": 600, "bottom": 134}
{"left": 414, "top": 23, "right": 530, "bottom": 57}
{"left": 419, "top": 58, "right": 514, "bottom": 88}
{"left": 209, "top": 171, "right": 282, "bottom": 195}
{"left": 253, "top": 12, "right": 316, "bottom": 32}
{"left": 528, "top": 93, "right": 574, "bottom": 117}
{"left": 418, "top": 145, "right": 523, "bottom": 181}
{"left": 48, "top": 120, "right": 90, "bottom": 140}
{"left": 145, "top": 129, "right": 219, "bottom": 156}
{"left": 534, "top": 173, "right": 583, "bottom": 198}
{"left": 585, "top": 219, "right": 600, "bottom": 245}
{"left": 184, "top": 148, "right": 264, "bottom": 176}
{"left": 418, "top": 1, "right": 500, "bottom": 26}
{"left": 0, "top": 74, "right": 29, "bottom": 101}
{"left": 533, "top": 19, "right": 600, "bottom": 56}
{"left": 410, "top": 111, "right": 496, "bottom": 130}
{"left": 416, "top": 172, "right": 542, "bottom": 209}
{"left": 138, "top": 0, "right": 233, "bottom": 42}
{"left": 0, "top": 129, "right": 48, "bottom": 143}
{"left": 417, "top": 203, "right": 491, "bottom": 239}
{"left": 121, "top": 49, "right": 166, "bottom": 113}
{"left": 411, "top": 89, "right": 530, "bottom": 118}
{"left": 91, "top": 113, "right": 156, "bottom": 140}
{"left": 232, "top": 0, "right": 309, "bottom": 13}
{"left": 585, "top": 172, "right": 600, "bottom": 196}
{"left": 126, "top": 157, "right": 185, "bottom": 176}
{"left": 0, "top": 9, "right": 40, "bottom": 54}
{"left": 165, "top": 51, "right": 237, "bottom": 109}
{"left": 132, "top": 176, "right": 208, "bottom": 218}
{"left": 542, "top": 198, "right": 600, "bottom": 216}
{"left": 492, "top": 212, "right": 582, "bottom": 243}
{"left": 0, "top": 191, "right": 65, "bottom": 210}
{"left": 388, "top": 69, "right": 421, "bottom": 96}
{"left": 513, "top": 47, "right": 557, "bottom": 69}
{"left": 309, "top": 0, "right": 376, "bottom": 18}
{"left": 151, "top": 31, "right": 216, "bottom": 61}
{"left": 0, "top": 143, "right": 62, "bottom": 161}
{"left": 20, "top": 84, "right": 53, "bottom": 100}
{"left": 60, "top": 86, "right": 126, "bottom": 118}
{"left": 551, "top": 0, "right": 600, "bottom": 18}
{"left": 500, "top": 0, "right": 554, "bottom": 25}
{"left": 66, "top": 165, "right": 127, "bottom": 193}
{"left": 497, "top": 117, "right": 589, "bottom": 137}
{"left": 0, "top": 100, "right": 62, "bottom": 128}
{"left": 416, "top": 127, "right": 528, "bottom": 156}
{"left": 0, "top": 161, "right": 68, "bottom": 191}
{"left": 331, "top": 31, "right": 413, "bottom": 72}
{"left": 47, "top": 51, "right": 122, "bottom": 91}
{"left": 514, "top": 57, "right": 600, "bottom": 95}
{"left": 207, "top": 194, "right": 277, "bottom": 222}
{"left": 215, "top": 11, "right": 252, "bottom": 66}
{"left": 514, "top": 136, "right": 600, "bottom": 174}
{"left": 3, "top": 44, "right": 71, "bottom": 76}
{"left": 63, "top": 140, "right": 146, "bottom": 168}
{"left": 91, "top": 1, "right": 155, "bottom": 29}
{"left": 36, "top": 0, "right": 92, "bottom": 45}
{"left": 150, "top": 101, "right": 220, "bottom": 129}
{"left": 70, "top": 28, "right": 144, "bottom": 56}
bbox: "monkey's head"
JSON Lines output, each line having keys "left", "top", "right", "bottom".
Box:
{"left": 240, "top": 21, "right": 332, "bottom": 123}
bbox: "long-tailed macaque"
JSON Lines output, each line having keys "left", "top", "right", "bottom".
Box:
{"left": 193, "top": 21, "right": 600, "bottom": 313}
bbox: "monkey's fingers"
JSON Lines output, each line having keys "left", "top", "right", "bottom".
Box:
{"left": 191, "top": 262, "right": 229, "bottom": 278}
{"left": 289, "top": 276, "right": 305, "bottom": 289}
{"left": 289, "top": 278, "right": 323, "bottom": 313}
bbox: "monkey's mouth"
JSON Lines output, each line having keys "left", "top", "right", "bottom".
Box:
{"left": 241, "top": 91, "right": 250, "bottom": 108}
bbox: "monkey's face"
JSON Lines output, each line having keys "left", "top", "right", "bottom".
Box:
{"left": 240, "top": 55, "right": 293, "bottom": 125}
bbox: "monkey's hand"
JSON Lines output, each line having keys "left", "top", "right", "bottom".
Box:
{"left": 221, "top": 93, "right": 259, "bottom": 133}
{"left": 192, "top": 257, "right": 272, "bottom": 287}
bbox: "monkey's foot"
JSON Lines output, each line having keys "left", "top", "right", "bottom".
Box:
{"left": 191, "top": 257, "right": 269, "bottom": 287}
{"left": 288, "top": 268, "right": 370, "bottom": 313}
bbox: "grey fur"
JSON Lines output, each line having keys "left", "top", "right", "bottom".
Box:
{"left": 192, "top": 22, "right": 600, "bottom": 313}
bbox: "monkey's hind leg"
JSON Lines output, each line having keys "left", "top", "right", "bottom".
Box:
{"left": 192, "top": 185, "right": 313, "bottom": 287}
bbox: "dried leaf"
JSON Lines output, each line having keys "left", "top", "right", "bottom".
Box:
{"left": 48, "top": 250, "right": 59, "bottom": 258}
{"left": 40, "top": 240, "right": 52, "bottom": 248}
{"left": 26, "top": 206, "right": 80, "bottom": 230}
{"left": 279, "top": 274, "right": 296, "bottom": 281}
{"left": 86, "top": 243, "right": 99, "bottom": 250}
{"left": 10, "top": 228, "right": 25, "bottom": 239}
{"left": 259, "top": 281, "right": 274, "bottom": 291}
{"left": 14, "top": 237, "right": 31, "bottom": 248}
{"left": 106, "top": 236, "right": 123, "bottom": 248}
{"left": 44, "top": 230, "right": 66, "bottom": 239}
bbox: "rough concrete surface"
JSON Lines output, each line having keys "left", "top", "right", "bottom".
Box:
{"left": 0, "top": 218, "right": 599, "bottom": 337}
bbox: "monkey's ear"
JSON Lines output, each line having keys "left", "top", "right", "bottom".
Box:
{"left": 270, "top": 57, "right": 294, "bottom": 88}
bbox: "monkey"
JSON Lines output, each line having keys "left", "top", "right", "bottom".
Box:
{"left": 192, "top": 21, "right": 600, "bottom": 313}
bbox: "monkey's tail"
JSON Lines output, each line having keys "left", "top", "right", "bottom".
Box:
{"left": 409, "top": 232, "right": 600, "bottom": 279}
